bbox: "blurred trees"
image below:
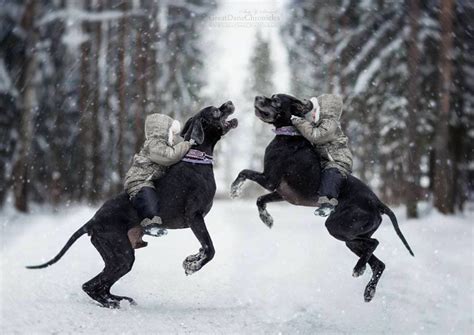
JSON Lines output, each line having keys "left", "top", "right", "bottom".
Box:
{"left": 11, "top": 0, "right": 37, "bottom": 212}
{"left": 282, "top": 0, "right": 473, "bottom": 216}
{"left": 0, "top": 0, "right": 471, "bottom": 216}
{"left": 238, "top": 31, "right": 276, "bottom": 197}
{"left": 0, "top": 0, "right": 215, "bottom": 211}
{"left": 247, "top": 31, "right": 275, "bottom": 171}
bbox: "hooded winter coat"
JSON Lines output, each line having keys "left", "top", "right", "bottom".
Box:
{"left": 124, "top": 113, "right": 192, "bottom": 198}
{"left": 291, "top": 94, "right": 353, "bottom": 175}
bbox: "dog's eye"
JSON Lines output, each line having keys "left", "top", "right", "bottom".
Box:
{"left": 271, "top": 98, "right": 281, "bottom": 108}
{"left": 212, "top": 109, "right": 220, "bottom": 118}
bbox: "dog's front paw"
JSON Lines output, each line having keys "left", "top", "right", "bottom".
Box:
{"left": 183, "top": 258, "right": 203, "bottom": 276}
{"left": 184, "top": 249, "right": 205, "bottom": 263}
{"left": 230, "top": 179, "right": 244, "bottom": 199}
{"left": 183, "top": 250, "right": 206, "bottom": 276}
{"left": 259, "top": 208, "right": 274, "bottom": 229}
{"left": 352, "top": 264, "right": 366, "bottom": 277}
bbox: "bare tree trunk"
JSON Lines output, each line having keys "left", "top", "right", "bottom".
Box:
{"left": 89, "top": 0, "right": 103, "bottom": 202}
{"left": 135, "top": 11, "right": 147, "bottom": 152}
{"left": 433, "top": 0, "right": 455, "bottom": 214}
{"left": 50, "top": 0, "right": 66, "bottom": 208}
{"left": 102, "top": 0, "right": 115, "bottom": 198}
{"left": 12, "top": 0, "right": 37, "bottom": 212}
{"left": 116, "top": 0, "right": 128, "bottom": 187}
{"left": 146, "top": 2, "right": 159, "bottom": 115}
{"left": 405, "top": 0, "right": 421, "bottom": 218}
{"left": 326, "top": 10, "right": 336, "bottom": 93}
{"left": 78, "top": 0, "right": 92, "bottom": 201}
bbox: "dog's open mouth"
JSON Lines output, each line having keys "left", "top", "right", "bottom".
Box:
{"left": 224, "top": 118, "right": 238, "bottom": 130}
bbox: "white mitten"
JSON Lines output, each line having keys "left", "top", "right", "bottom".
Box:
{"left": 168, "top": 120, "right": 182, "bottom": 145}
{"left": 305, "top": 97, "right": 320, "bottom": 122}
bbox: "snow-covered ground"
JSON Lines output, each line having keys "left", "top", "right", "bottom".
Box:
{"left": 1, "top": 200, "right": 472, "bottom": 334}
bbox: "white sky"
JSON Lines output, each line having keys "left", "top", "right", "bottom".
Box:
{"left": 202, "top": 0, "right": 290, "bottom": 104}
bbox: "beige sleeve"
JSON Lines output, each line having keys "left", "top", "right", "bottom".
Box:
{"left": 148, "top": 141, "right": 192, "bottom": 166}
{"left": 173, "top": 135, "right": 184, "bottom": 144}
{"left": 291, "top": 117, "right": 338, "bottom": 145}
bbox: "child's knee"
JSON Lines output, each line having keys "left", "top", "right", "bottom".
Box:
{"left": 131, "top": 186, "right": 160, "bottom": 219}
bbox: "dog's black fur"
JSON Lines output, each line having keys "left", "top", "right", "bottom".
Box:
{"left": 231, "top": 94, "right": 414, "bottom": 302}
{"left": 27, "top": 101, "right": 238, "bottom": 308}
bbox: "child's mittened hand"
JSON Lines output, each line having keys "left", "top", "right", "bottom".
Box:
{"left": 189, "top": 139, "right": 196, "bottom": 146}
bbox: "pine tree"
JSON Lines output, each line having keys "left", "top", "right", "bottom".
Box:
{"left": 281, "top": 0, "right": 472, "bottom": 213}
{"left": 155, "top": 1, "right": 216, "bottom": 120}
{"left": 0, "top": 0, "right": 216, "bottom": 209}
{"left": 405, "top": 0, "right": 422, "bottom": 218}
{"left": 11, "top": 0, "right": 38, "bottom": 212}
{"left": 0, "top": 3, "right": 22, "bottom": 206}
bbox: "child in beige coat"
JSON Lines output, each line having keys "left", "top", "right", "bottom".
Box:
{"left": 291, "top": 94, "right": 353, "bottom": 216}
{"left": 124, "top": 113, "right": 193, "bottom": 248}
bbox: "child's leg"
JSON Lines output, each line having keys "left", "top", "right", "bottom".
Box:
{"left": 131, "top": 186, "right": 160, "bottom": 221}
{"left": 315, "top": 168, "right": 346, "bottom": 216}
{"left": 130, "top": 187, "right": 166, "bottom": 246}
{"left": 318, "top": 168, "right": 346, "bottom": 202}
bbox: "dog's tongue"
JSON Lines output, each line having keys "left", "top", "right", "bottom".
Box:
{"left": 225, "top": 118, "right": 238, "bottom": 129}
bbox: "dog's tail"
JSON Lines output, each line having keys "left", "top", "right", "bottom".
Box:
{"left": 378, "top": 202, "right": 415, "bottom": 257}
{"left": 25, "top": 220, "right": 92, "bottom": 269}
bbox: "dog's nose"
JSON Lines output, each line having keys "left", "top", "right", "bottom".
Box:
{"left": 225, "top": 100, "right": 233, "bottom": 106}
{"left": 255, "top": 96, "right": 264, "bottom": 103}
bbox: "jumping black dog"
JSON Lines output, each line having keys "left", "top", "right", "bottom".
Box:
{"left": 231, "top": 94, "right": 414, "bottom": 302}
{"left": 27, "top": 101, "right": 238, "bottom": 308}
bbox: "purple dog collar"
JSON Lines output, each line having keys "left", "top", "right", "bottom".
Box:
{"left": 182, "top": 149, "right": 214, "bottom": 165}
{"left": 273, "top": 126, "right": 302, "bottom": 136}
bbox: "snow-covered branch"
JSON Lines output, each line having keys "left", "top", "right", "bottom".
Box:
{"left": 37, "top": 8, "right": 145, "bottom": 26}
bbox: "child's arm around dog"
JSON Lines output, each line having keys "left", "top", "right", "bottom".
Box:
{"left": 147, "top": 138, "right": 192, "bottom": 166}
{"left": 290, "top": 94, "right": 343, "bottom": 145}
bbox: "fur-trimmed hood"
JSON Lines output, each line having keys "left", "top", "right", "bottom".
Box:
{"left": 305, "top": 94, "right": 343, "bottom": 122}
{"left": 144, "top": 113, "right": 181, "bottom": 145}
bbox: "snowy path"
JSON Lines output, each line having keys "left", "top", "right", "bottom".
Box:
{"left": 1, "top": 201, "right": 472, "bottom": 334}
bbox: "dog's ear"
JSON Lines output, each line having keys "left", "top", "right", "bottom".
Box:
{"left": 182, "top": 117, "right": 205, "bottom": 144}
{"left": 189, "top": 119, "right": 205, "bottom": 145}
{"left": 181, "top": 116, "right": 194, "bottom": 140}
{"left": 290, "top": 98, "right": 313, "bottom": 117}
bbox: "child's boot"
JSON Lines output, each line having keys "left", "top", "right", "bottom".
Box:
{"left": 127, "top": 226, "right": 148, "bottom": 249}
{"left": 315, "top": 196, "right": 338, "bottom": 217}
{"left": 141, "top": 216, "right": 168, "bottom": 237}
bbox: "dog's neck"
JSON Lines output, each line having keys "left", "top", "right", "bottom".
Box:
{"left": 273, "top": 118, "right": 292, "bottom": 129}
{"left": 192, "top": 139, "right": 217, "bottom": 157}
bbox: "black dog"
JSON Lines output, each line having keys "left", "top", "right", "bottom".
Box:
{"left": 231, "top": 94, "right": 414, "bottom": 302}
{"left": 27, "top": 102, "right": 238, "bottom": 308}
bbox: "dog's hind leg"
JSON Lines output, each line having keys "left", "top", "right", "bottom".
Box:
{"left": 364, "top": 254, "right": 385, "bottom": 302}
{"left": 256, "top": 192, "right": 283, "bottom": 228}
{"left": 345, "top": 238, "right": 379, "bottom": 278}
{"left": 231, "top": 170, "right": 273, "bottom": 198}
{"left": 345, "top": 238, "right": 385, "bottom": 302}
{"left": 83, "top": 233, "right": 135, "bottom": 308}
